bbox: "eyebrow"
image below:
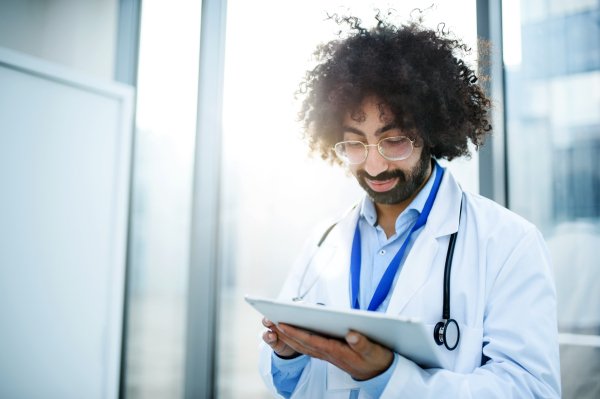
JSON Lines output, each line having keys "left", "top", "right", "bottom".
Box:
{"left": 342, "top": 123, "right": 399, "bottom": 137}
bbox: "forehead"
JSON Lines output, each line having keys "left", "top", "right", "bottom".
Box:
{"left": 342, "top": 97, "right": 396, "bottom": 128}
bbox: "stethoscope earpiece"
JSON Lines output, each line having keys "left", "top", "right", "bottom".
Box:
{"left": 434, "top": 319, "right": 460, "bottom": 351}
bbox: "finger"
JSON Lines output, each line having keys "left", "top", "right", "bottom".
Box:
{"left": 273, "top": 328, "right": 305, "bottom": 352}
{"left": 272, "top": 325, "right": 328, "bottom": 359}
{"left": 262, "top": 317, "right": 274, "bottom": 328}
{"left": 278, "top": 324, "right": 347, "bottom": 358}
{"left": 262, "top": 330, "right": 277, "bottom": 346}
{"left": 345, "top": 332, "right": 374, "bottom": 357}
{"left": 263, "top": 330, "right": 297, "bottom": 356}
{"left": 343, "top": 331, "right": 394, "bottom": 378}
{"left": 280, "top": 337, "right": 329, "bottom": 361}
{"left": 278, "top": 335, "right": 355, "bottom": 373}
{"left": 270, "top": 325, "right": 304, "bottom": 351}
{"left": 277, "top": 324, "right": 318, "bottom": 348}
{"left": 270, "top": 325, "right": 293, "bottom": 344}
{"left": 270, "top": 324, "right": 283, "bottom": 334}
{"left": 275, "top": 326, "right": 365, "bottom": 374}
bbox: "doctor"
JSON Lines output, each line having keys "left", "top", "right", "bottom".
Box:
{"left": 258, "top": 14, "right": 561, "bottom": 399}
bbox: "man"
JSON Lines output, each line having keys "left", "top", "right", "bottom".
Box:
{"left": 258, "top": 13, "right": 561, "bottom": 399}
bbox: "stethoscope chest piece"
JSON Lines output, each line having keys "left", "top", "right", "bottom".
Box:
{"left": 434, "top": 318, "right": 460, "bottom": 351}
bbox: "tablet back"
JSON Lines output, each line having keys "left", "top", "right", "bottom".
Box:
{"left": 246, "top": 295, "right": 447, "bottom": 369}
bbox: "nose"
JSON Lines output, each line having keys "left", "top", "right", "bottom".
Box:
{"left": 363, "top": 144, "right": 389, "bottom": 177}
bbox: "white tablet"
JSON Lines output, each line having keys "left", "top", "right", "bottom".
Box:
{"left": 245, "top": 295, "right": 447, "bottom": 369}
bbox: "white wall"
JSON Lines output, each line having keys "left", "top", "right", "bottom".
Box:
{"left": 0, "top": 48, "right": 133, "bottom": 399}
{"left": 0, "top": 0, "right": 118, "bottom": 80}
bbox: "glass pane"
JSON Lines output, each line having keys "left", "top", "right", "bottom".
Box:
{"left": 504, "top": 0, "right": 600, "bottom": 335}
{"left": 123, "top": 1, "right": 201, "bottom": 398}
{"left": 503, "top": 0, "right": 600, "bottom": 396}
{"left": 560, "top": 344, "right": 600, "bottom": 398}
{"left": 217, "top": 1, "right": 478, "bottom": 398}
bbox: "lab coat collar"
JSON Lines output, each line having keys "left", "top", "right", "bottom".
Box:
{"left": 427, "top": 164, "right": 463, "bottom": 238}
{"left": 319, "top": 166, "right": 462, "bottom": 312}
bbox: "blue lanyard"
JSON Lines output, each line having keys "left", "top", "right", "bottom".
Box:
{"left": 350, "top": 162, "right": 444, "bottom": 311}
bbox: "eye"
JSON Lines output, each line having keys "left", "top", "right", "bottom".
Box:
{"left": 384, "top": 137, "right": 406, "bottom": 146}
{"left": 346, "top": 141, "right": 364, "bottom": 149}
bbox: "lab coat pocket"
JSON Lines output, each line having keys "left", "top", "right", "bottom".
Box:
{"left": 454, "top": 325, "right": 483, "bottom": 373}
{"left": 425, "top": 324, "right": 483, "bottom": 373}
{"left": 326, "top": 363, "right": 359, "bottom": 391}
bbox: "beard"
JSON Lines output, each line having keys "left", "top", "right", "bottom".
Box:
{"left": 355, "top": 146, "right": 432, "bottom": 206}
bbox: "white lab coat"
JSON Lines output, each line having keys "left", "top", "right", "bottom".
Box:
{"left": 258, "top": 167, "right": 561, "bottom": 399}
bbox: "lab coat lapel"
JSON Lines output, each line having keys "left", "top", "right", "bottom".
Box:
{"left": 427, "top": 166, "right": 463, "bottom": 239}
{"left": 385, "top": 167, "right": 463, "bottom": 315}
{"left": 318, "top": 205, "right": 361, "bottom": 309}
{"left": 385, "top": 226, "right": 439, "bottom": 315}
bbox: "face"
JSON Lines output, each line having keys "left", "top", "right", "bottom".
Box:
{"left": 341, "top": 97, "right": 431, "bottom": 205}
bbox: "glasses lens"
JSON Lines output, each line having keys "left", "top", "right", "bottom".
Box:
{"left": 379, "top": 137, "right": 413, "bottom": 160}
{"left": 335, "top": 141, "right": 366, "bottom": 164}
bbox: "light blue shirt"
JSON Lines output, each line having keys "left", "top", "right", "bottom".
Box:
{"left": 271, "top": 164, "right": 438, "bottom": 399}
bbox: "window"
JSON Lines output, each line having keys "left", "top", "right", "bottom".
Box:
{"left": 124, "top": 2, "right": 201, "bottom": 398}
{"left": 503, "top": 0, "right": 600, "bottom": 397}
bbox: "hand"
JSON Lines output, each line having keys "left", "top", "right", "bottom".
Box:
{"left": 275, "top": 323, "right": 393, "bottom": 381}
{"left": 262, "top": 317, "right": 299, "bottom": 358}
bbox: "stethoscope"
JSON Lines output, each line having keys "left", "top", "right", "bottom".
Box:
{"left": 292, "top": 198, "right": 463, "bottom": 351}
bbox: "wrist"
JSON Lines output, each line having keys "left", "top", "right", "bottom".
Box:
{"left": 351, "top": 354, "right": 394, "bottom": 381}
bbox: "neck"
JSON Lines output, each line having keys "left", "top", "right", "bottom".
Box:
{"left": 374, "top": 160, "right": 433, "bottom": 239}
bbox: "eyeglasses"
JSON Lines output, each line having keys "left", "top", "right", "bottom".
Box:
{"left": 333, "top": 136, "right": 415, "bottom": 165}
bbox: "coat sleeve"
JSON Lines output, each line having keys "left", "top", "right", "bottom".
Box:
{"left": 381, "top": 228, "right": 561, "bottom": 399}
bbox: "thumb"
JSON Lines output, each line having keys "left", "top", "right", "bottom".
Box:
{"left": 345, "top": 332, "right": 371, "bottom": 355}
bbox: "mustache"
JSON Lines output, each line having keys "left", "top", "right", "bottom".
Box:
{"left": 356, "top": 168, "right": 408, "bottom": 182}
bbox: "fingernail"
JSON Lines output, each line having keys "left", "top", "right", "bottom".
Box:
{"left": 278, "top": 324, "right": 286, "bottom": 333}
{"left": 347, "top": 334, "right": 359, "bottom": 344}
{"left": 268, "top": 333, "right": 275, "bottom": 340}
{"left": 265, "top": 318, "right": 270, "bottom": 324}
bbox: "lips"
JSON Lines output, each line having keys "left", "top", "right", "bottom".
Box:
{"left": 365, "top": 177, "right": 399, "bottom": 192}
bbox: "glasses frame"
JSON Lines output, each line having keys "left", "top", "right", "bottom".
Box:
{"left": 333, "top": 136, "right": 415, "bottom": 165}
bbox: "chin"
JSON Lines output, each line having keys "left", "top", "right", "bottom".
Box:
{"left": 357, "top": 154, "right": 432, "bottom": 206}
{"left": 364, "top": 184, "right": 416, "bottom": 205}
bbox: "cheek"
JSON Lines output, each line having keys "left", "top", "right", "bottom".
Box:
{"left": 409, "top": 142, "right": 423, "bottom": 159}
{"left": 390, "top": 144, "right": 422, "bottom": 168}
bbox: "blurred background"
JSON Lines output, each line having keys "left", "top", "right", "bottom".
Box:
{"left": 0, "top": 0, "right": 597, "bottom": 398}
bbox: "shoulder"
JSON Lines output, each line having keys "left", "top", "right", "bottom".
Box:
{"left": 461, "top": 190, "right": 549, "bottom": 267}
{"left": 462, "top": 190, "right": 536, "bottom": 239}
{"left": 305, "top": 200, "right": 361, "bottom": 247}
{"left": 461, "top": 191, "right": 554, "bottom": 291}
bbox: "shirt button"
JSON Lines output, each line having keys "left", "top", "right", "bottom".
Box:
{"left": 379, "top": 250, "right": 386, "bottom": 255}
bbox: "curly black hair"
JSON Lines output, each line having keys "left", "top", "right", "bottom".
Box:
{"left": 296, "top": 10, "right": 492, "bottom": 163}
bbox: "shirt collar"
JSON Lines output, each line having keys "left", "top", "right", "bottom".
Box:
{"left": 360, "top": 161, "right": 438, "bottom": 230}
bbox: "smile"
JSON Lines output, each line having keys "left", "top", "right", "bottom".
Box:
{"left": 365, "top": 177, "right": 399, "bottom": 192}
